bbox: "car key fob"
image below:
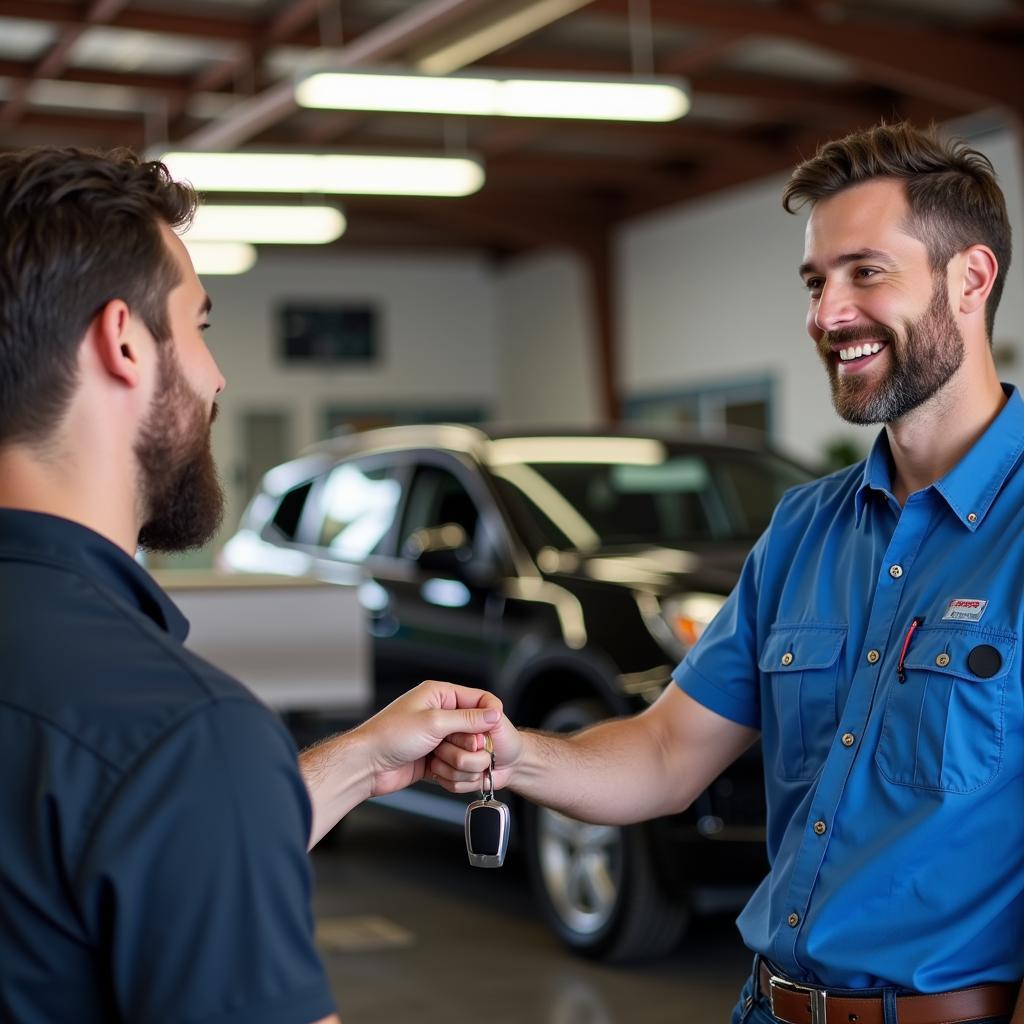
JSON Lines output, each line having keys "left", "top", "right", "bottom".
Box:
{"left": 465, "top": 752, "right": 509, "bottom": 868}
{"left": 465, "top": 795, "right": 510, "bottom": 868}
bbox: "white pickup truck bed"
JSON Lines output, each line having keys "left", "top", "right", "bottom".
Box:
{"left": 154, "top": 571, "right": 371, "bottom": 715}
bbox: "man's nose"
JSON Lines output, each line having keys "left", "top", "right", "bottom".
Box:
{"left": 814, "top": 279, "right": 857, "bottom": 333}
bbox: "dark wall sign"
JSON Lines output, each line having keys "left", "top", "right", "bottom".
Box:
{"left": 278, "top": 303, "right": 379, "bottom": 364}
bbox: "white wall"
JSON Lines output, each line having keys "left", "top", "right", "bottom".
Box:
{"left": 492, "top": 249, "right": 601, "bottom": 426}
{"left": 616, "top": 122, "right": 1024, "bottom": 466}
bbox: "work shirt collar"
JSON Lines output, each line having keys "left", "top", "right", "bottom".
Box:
{"left": 0, "top": 509, "right": 188, "bottom": 640}
{"left": 854, "top": 383, "right": 1024, "bottom": 531}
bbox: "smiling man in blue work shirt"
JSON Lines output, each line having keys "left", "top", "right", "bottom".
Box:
{"left": 433, "top": 121, "right": 1024, "bottom": 1023}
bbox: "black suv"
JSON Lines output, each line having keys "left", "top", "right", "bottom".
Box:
{"left": 220, "top": 424, "right": 814, "bottom": 961}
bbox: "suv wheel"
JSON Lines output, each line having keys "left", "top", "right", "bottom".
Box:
{"left": 523, "top": 698, "right": 689, "bottom": 962}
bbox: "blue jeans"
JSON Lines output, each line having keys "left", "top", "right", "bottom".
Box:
{"left": 730, "top": 960, "right": 1012, "bottom": 1024}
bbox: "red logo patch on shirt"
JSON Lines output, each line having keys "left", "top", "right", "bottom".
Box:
{"left": 942, "top": 598, "right": 988, "bottom": 622}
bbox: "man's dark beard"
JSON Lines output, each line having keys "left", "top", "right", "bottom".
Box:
{"left": 818, "top": 277, "right": 966, "bottom": 425}
{"left": 135, "top": 345, "right": 224, "bottom": 553}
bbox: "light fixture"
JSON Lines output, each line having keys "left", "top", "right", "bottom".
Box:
{"left": 184, "top": 205, "right": 346, "bottom": 244}
{"left": 295, "top": 70, "right": 689, "bottom": 123}
{"left": 184, "top": 241, "right": 257, "bottom": 276}
{"left": 161, "top": 151, "right": 485, "bottom": 197}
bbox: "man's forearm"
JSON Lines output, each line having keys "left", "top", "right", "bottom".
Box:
{"left": 510, "top": 716, "right": 683, "bottom": 826}
{"left": 500, "top": 688, "right": 759, "bottom": 827}
{"left": 299, "top": 730, "right": 374, "bottom": 849}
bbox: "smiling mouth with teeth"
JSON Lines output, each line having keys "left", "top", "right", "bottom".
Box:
{"left": 838, "top": 341, "right": 885, "bottom": 362}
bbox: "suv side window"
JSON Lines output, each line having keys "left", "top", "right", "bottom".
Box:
{"left": 398, "top": 465, "right": 480, "bottom": 559}
{"left": 270, "top": 480, "right": 314, "bottom": 541}
{"left": 315, "top": 458, "right": 403, "bottom": 560}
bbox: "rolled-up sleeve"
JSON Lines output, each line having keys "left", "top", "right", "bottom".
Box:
{"left": 672, "top": 529, "right": 766, "bottom": 731}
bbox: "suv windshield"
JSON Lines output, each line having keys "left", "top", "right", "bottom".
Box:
{"left": 488, "top": 442, "right": 813, "bottom": 552}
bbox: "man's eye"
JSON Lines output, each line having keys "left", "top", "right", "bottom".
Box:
{"left": 804, "top": 278, "right": 823, "bottom": 295}
{"left": 200, "top": 322, "right": 212, "bottom": 332}
{"left": 855, "top": 267, "right": 879, "bottom": 280}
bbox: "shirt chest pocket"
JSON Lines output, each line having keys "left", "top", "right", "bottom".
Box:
{"left": 875, "top": 626, "right": 1015, "bottom": 794}
{"left": 759, "top": 625, "right": 846, "bottom": 782}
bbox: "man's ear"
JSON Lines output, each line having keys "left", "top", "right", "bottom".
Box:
{"left": 90, "top": 299, "right": 145, "bottom": 387}
{"left": 958, "top": 244, "right": 998, "bottom": 317}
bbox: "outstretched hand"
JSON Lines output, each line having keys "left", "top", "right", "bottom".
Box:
{"left": 428, "top": 691, "right": 524, "bottom": 794}
{"left": 302, "top": 680, "right": 510, "bottom": 847}
{"left": 355, "top": 680, "right": 503, "bottom": 797}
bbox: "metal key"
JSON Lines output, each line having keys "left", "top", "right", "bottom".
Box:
{"left": 464, "top": 747, "right": 510, "bottom": 868}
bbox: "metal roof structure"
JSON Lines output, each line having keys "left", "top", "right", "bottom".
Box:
{"left": 1, "top": 0, "right": 1019, "bottom": 414}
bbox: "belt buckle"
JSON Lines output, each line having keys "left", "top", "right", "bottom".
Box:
{"left": 768, "top": 972, "right": 828, "bottom": 1024}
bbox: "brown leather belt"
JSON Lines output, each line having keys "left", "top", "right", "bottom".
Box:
{"left": 757, "top": 961, "right": 1019, "bottom": 1024}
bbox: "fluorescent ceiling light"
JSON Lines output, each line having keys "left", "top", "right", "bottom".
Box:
{"left": 296, "top": 71, "right": 689, "bottom": 123}
{"left": 184, "top": 241, "right": 257, "bottom": 276}
{"left": 162, "top": 151, "right": 485, "bottom": 197}
{"left": 184, "top": 205, "right": 345, "bottom": 244}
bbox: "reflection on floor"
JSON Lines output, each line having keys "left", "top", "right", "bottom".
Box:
{"left": 312, "top": 803, "right": 752, "bottom": 1024}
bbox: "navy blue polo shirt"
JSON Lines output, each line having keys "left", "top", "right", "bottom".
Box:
{"left": 0, "top": 510, "right": 336, "bottom": 1023}
{"left": 675, "top": 384, "right": 1024, "bottom": 992}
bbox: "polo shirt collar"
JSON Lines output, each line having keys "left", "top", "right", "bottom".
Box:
{"left": 854, "top": 383, "right": 1024, "bottom": 531}
{"left": 0, "top": 509, "right": 188, "bottom": 639}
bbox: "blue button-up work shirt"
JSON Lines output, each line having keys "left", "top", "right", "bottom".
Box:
{"left": 674, "top": 384, "right": 1024, "bottom": 992}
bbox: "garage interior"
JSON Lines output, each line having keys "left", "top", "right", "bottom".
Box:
{"left": 1, "top": 1, "right": 1022, "bottom": 1021}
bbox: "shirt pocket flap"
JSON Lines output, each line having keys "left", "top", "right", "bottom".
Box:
{"left": 903, "top": 626, "right": 1016, "bottom": 681}
{"left": 758, "top": 625, "right": 846, "bottom": 673}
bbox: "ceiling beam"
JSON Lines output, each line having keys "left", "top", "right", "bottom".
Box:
{"left": 590, "top": 0, "right": 1022, "bottom": 112}
{"left": 619, "top": 109, "right": 939, "bottom": 219}
{"left": 177, "top": 0, "right": 495, "bottom": 151}
{"left": 0, "top": 59, "right": 193, "bottom": 95}
{"left": 208, "top": 1, "right": 599, "bottom": 152}
{"left": 0, "top": 108, "right": 145, "bottom": 149}
{"left": 0, "top": 0, "right": 132, "bottom": 127}
{"left": 173, "top": 0, "right": 344, "bottom": 119}
{"left": 0, "top": 2, "right": 264, "bottom": 43}
{"left": 661, "top": 28, "right": 748, "bottom": 75}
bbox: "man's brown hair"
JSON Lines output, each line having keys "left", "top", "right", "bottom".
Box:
{"left": 782, "top": 122, "right": 1011, "bottom": 340}
{"left": 0, "top": 147, "right": 197, "bottom": 446}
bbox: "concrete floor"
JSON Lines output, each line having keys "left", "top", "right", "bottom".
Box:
{"left": 312, "top": 803, "right": 753, "bottom": 1024}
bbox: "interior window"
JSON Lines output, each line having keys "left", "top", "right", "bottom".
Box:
{"left": 316, "top": 460, "right": 402, "bottom": 559}
{"left": 399, "top": 465, "right": 480, "bottom": 558}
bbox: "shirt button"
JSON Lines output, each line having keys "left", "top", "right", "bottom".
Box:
{"left": 867, "top": 649, "right": 880, "bottom": 664}
{"left": 842, "top": 733, "right": 856, "bottom": 747}
{"left": 967, "top": 512, "right": 978, "bottom": 523}
{"left": 936, "top": 653, "right": 950, "bottom": 667}
{"left": 787, "top": 912, "right": 800, "bottom": 928}
{"left": 813, "top": 820, "right": 827, "bottom": 835}
{"left": 889, "top": 564, "right": 904, "bottom": 579}
{"left": 781, "top": 652, "right": 794, "bottom": 666}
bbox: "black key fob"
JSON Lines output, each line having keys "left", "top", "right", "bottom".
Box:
{"left": 465, "top": 796, "right": 510, "bottom": 868}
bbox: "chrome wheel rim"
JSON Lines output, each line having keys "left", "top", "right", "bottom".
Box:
{"left": 537, "top": 807, "right": 623, "bottom": 936}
